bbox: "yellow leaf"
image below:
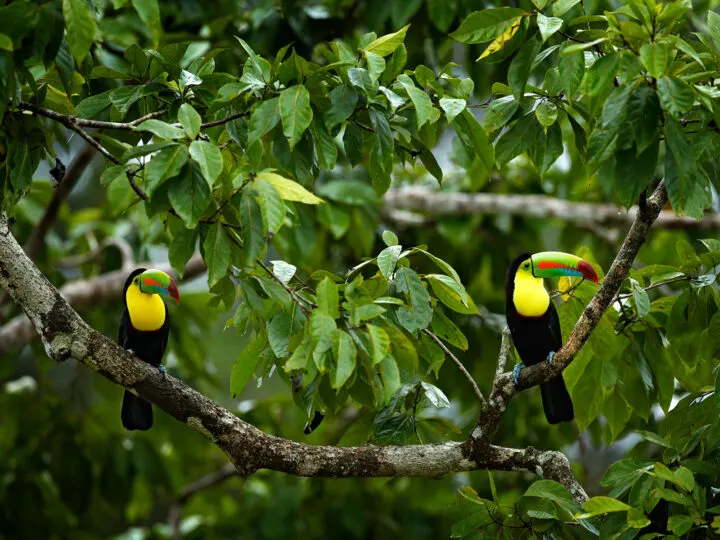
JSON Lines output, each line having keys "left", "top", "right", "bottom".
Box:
{"left": 558, "top": 276, "right": 573, "bottom": 301}
{"left": 256, "top": 171, "right": 324, "bottom": 205}
{"left": 477, "top": 17, "right": 523, "bottom": 61}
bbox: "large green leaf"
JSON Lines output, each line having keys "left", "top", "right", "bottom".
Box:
{"left": 230, "top": 333, "right": 267, "bottom": 398}
{"left": 62, "top": 0, "right": 95, "bottom": 64}
{"left": 168, "top": 163, "right": 210, "bottom": 227}
{"left": 145, "top": 144, "right": 188, "bottom": 196}
{"left": 279, "top": 85, "right": 314, "bottom": 149}
{"left": 203, "top": 223, "right": 231, "bottom": 287}
{"left": 450, "top": 8, "right": 527, "bottom": 44}
{"left": 189, "top": 140, "right": 223, "bottom": 187}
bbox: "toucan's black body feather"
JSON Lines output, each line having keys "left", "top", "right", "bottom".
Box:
{"left": 505, "top": 254, "right": 574, "bottom": 424}
{"left": 119, "top": 268, "right": 169, "bottom": 431}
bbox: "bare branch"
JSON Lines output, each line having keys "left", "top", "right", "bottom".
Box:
{"left": 0, "top": 214, "right": 587, "bottom": 505}
{"left": 495, "top": 327, "right": 513, "bottom": 383}
{"left": 383, "top": 186, "right": 720, "bottom": 231}
{"left": 0, "top": 254, "right": 206, "bottom": 356}
{"left": 422, "top": 328, "right": 485, "bottom": 405}
{"left": 57, "top": 237, "right": 135, "bottom": 271}
{"left": 18, "top": 102, "right": 167, "bottom": 129}
{"left": 168, "top": 464, "right": 237, "bottom": 540}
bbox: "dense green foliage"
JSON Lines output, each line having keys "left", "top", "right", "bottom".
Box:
{"left": 1, "top": 0, "right": 720, "bottom": 538}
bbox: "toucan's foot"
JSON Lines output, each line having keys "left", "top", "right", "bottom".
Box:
{"left": 513, "top": 362, "right": 525, "bottom": 388}
{"left": 158, "top": 365, "right": 167, "bottom": 378}
{"left": 126, "top": 349, "right": 135, "bottom": 356}
{"left": 546, "top": 351, "right": 556, "bottom": 365}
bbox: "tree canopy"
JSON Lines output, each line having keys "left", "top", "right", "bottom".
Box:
{"left": 1, "top": 0, "right": 720, "bottom": 538}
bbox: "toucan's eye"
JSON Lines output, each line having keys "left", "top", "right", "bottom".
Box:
{"left": 522, "top": 262, "right": 530, "bottom": 269}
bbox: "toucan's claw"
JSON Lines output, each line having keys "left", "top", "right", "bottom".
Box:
{"left": 513, "top": 362, "right": 525, "bottom": 388}
{"left": 547, "top": 351, "right": 556, "bottom": 365}
{"left": 158, "top": 365, "right": 167, "bottom": 378}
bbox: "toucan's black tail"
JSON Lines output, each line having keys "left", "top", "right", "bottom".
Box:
{"left": 540, "top": 375, "right": 574, "bottom": 424}
{"left": 121, "top": 390, "right": 153, "bottom": 431}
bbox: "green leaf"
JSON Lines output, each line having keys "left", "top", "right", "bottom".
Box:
{"left": 203, "top": 223, "right": 231, "bottom": 287}
{"left": 558, "top": 45, "right": 584, "bottom": 98}
{"left": 535, "top": 101, "right": 558, "bottom": 127}
{"left": 628, "top": 86, "right": 660, "bottom": 154}
{"left": 626, "top": 507, "right": 651, "bottom": 529}
{"left": 428, "top": 0, "right": 458, "bottom": 32}
{"left": 145, "top": 145, "right": 188, "bottom": 196}
{"left": 664, "top": 119, "right": 712, "bottom": 219}
{"left": 131, "top": 0, "right": 161, "bottom": 45}
{"left": 364, "top": 24, "right": 409, "bottom": 56}
{"left": 382, "top": 230, "right": 398, "bottom": 246}
{"left": 178, "top": 103, "right": 202, "bottom": 139}
{"left": 431, "top": 310, "right": 468, "bottom": 351}
{"left": 279, "top": 85, "right": 314, "bottom": 149}
{"left": 367, "top": 324, "right": 390, "bottom": 365}
{"left": 189, "top": 140, "right": 223, "bottom": 187}
{"left": 368, "top": 107, "right": 394, "bottom": 175}
{"left": 332, "top": 330, "right": 357, "bottom": 390}
{"left": 508, "top": 38, "right": 538, "bottom": 99}
{"left": 248, "top": 97, "right": 280, "bottom": 143}
{"left": 311, "top": 120, "right": 338, "bottom": 170}
{"left": 230, "top": 333, "right": 267, "bottom": 398}
{"left": 325, "top": 84, "right": 358, "bottom": 129}
{"left": 253, "top": 178, "right": 285, "bottom": 234}
{"left": 668, "top": 515, "right": 694, "bottom": 536}
{"left": 352, "top": 304, "right": 385, "bottom": 324}
{"left": 268, "top": 313, "right": 292, "bottom": 358}
{"left": 257, "top": 172, "right": 324, "bottom": 204}
{"left": 561, "top": 37, "right": 607, "bottom": 53}
{"left": 450, "top": 8, "right": 527, "bottom": 44}
{"left": 317, "top": 277, "right": 340, "bottom": 318}
{"left": 439, "top": 98, "right": 466, "bottom": 124}
{"left": 576, "top": 496, "right": 631, "bottom": 519}
{"left": 587, "top": 86, "right": 633, "bottom": 167}
{"left": 452, "top": 109, "right": 494, "bottom": 171}
{"left": 604, "top": 392, "right": 631, "bottom": 442}
{"left": 168, "top": 163, "right": 211, "bottom": 228}
{"left": 657, "top": 76, "right": 694, "bottom": 120}
{"left": 613, "top": 141, "right": 658, "bottom": 208}
{"left": 418, "top": 146, "right": 443, "bottom": 184}
{"left": 235, "top": 37, "right": 266, "bottom": 83}
{"left": 584, "top": 52, "right": 619, "bottom": 97}
{"left": 640, "top": 42, "right": 669, "bottom": 79}
{"left": 632, "top": 280, "right": 650, "bottom": 318}
{"left": 62, "top": 0, "right": 95, "bottom": 64}
{"left": 552, "top": 0, "right": 581, "bottom": 16}
{"left": 707, "top": 11, "right": 720, "bottom": 51}
{"left": 495, "top": 115, "right": 537, "bottom": 165}
{"left": 380, "top": 356, "right": 401, "bottom": 403}
{"left": 271, "top": 260, "right": 296, "bottom": 284}
{"left": 420, "top": 381, "right": 450, "bottom": 408}
{"left": 285, "top": 333, "right": 312, "bottom": 372}
{"left": 397, "top": 74, "right": 432, "bottom": 128}
{"left": 239, "top": 193, "right": 264, "bottom": 266}
{"left": 168, "top": 226, "right": 197, "bottom": 277}
{"left": 482, "top": 96, "right": 518, "bottom": 132}
{"left": 395, "top": 267, "right": 433, "bottom": 332}
{"left": 377, "top": 245, "right": 402, "bottom": 279}
{"left": 135, "top": 119, "right": 186, "bottom": 140}
{"left": 537, "top": 13, "right": 563, "bottom": 42}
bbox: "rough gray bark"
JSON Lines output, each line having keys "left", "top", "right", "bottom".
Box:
{"left": 0, "top": 213, "right": 588, "bottom": 504}
{"left": 383, "top": 185, "right": 719, "bottom": 230}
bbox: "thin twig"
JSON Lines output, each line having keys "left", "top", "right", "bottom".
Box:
{"left": 615, "top": 274, "right": 693, "bottom": 302}
{"left": 17, "top": 102, "right": 167, "bottom": 129}
{"left": 422, "top": 328, "right": 486, "bottom": 405}
{"left": 168, "top": 464, "right": 237, "bottom": 540}
{"left": 57, "top": 237, "right": 135, "bottom": 270}
{"left": 257, "top": 259, "right": 315, "bottom": 314}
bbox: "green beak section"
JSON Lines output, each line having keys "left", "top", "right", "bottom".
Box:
{"left": 138, "top": 269, "right": 180, "bottom": 303}
{"left": 530, "top": 251, "right": 599, "bottom": 284}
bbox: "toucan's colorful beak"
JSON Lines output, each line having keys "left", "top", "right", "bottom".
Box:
{"left": 530, "top": 251, "right": 599, "bottom": 284}
{"left": 139, "top": 269, "right": 180, "bottom": 303}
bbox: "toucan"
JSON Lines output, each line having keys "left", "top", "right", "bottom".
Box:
{"left": 505, "top": 252, "right": 599, "bottom": 424}
{"left": 119, "top": 268, "right": 180, "bottom": 431}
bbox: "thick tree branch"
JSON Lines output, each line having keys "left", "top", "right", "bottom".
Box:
{"left": 0, "top": 214, "right": 587, "bottom": 505}
{"left": 0, "top": 255, "right": 207, "bottom": 356}
{"left": 383, "top": 186, "right": 720, "bottom": 230}
{"left": 471, "top": 182, "right": 669, "bottom": 450}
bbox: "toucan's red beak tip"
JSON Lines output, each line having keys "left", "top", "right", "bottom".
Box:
{"left": 168, "top": 280, "right": 180, "bottom": 303}
{"left": 578, "top": 260, "right": 599, "bottom": 284}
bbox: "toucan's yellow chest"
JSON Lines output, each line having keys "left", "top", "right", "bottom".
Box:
{"left": 513, "top": 272, "right": 550, "bottom": 317}
{"left": 125, "top": 283, "right": 166, "bottom": 331}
